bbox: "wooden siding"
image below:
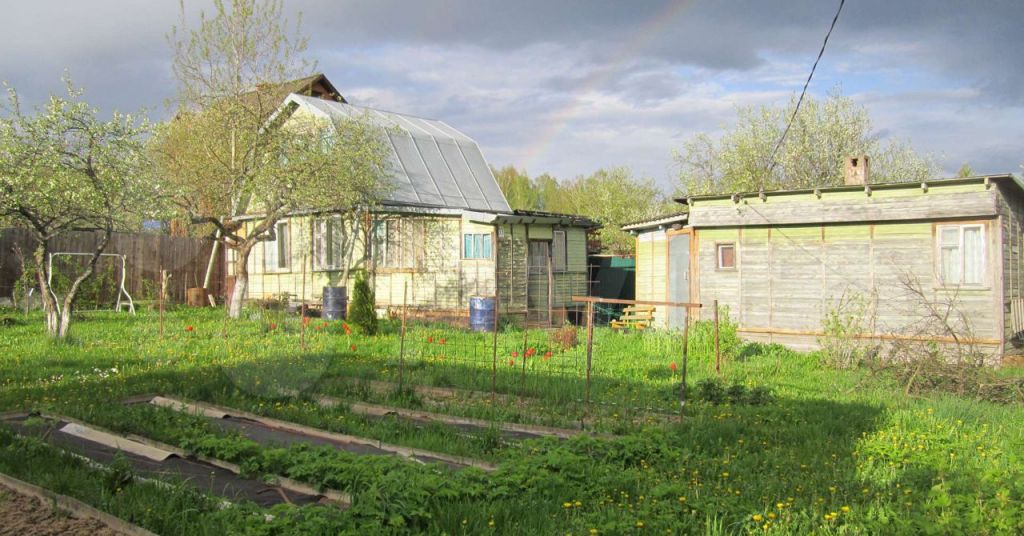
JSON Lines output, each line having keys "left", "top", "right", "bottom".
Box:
{"left": 240, "top": 214, "right": 588, "bottom": 326}
{"left": 635, "top": 229, "right": 669, "bottom": 327}
{"left": 996, "top": 182, "right": 1024, "bottom": 353}
{"left": 689, "top": 183, "right": 999, "bottom": 228}
{"left": 694, "top": 219, "right": 1003, "bottom": 352}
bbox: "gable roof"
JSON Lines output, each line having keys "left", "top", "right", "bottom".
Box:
{"left": 284, "top": 94, "right": 511, "bottom": 213}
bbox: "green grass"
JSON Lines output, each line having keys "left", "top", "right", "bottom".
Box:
{"left": 0, "top": 307, "right": 1021, "bottom": 535}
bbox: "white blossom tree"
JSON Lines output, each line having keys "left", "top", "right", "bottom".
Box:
{"left": 0, "top": 78, "right": 156, "bottom": 337}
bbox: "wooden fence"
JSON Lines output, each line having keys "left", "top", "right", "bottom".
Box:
{"left": 0, "top": 228, "right": 224, "bottom": 304}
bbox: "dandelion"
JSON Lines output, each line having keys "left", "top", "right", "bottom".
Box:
{"left": 563, "top": 502, "right": 572, "bottom": 508}
{"left": 635, "top": 521, "right": 644, "bottom": 528}
{"left": 752, "top": 514, "right": 763, "bottom": 522}
{"left": 841, "top": 506, "right": 851, "bottom": 513}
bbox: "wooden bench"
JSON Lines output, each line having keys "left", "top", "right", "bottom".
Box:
{"left": 610, "top": 306, "right": 655, "bottom": 331}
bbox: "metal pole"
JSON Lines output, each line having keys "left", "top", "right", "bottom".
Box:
{"left": 399, "top": 281, "right": 408, "bottom": 392}
{"left": 158, "top": 267, "right": 165, "bottom": 340}
{"left": 520, "top": 327, "right": 528, "bottom": 401}
{"left": 300, "top": 249, "right": 307, "bottom": 351}
{"left": 680, "top": 309, "right": 689, "bottom": 417}
{"left": 713, "top": 299, "right": 721, "bottom": 376}
{"left": 585, "top": 300, "right": 594, "bottom": 406}
{"left": 491, "top": 289, "right": 499, "bottom": 406}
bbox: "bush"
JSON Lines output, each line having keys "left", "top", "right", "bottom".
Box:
{"left": 695, "top": 377, "right": 775, "bottom": 406}
{"left": 696, "top": 378, "right": 726, "bottom": 404}
{"left": 549, "top": 323, "right": 579, "bottom": 351}
{"left": 348, "top": 271, "right": 377, "bottom": 335}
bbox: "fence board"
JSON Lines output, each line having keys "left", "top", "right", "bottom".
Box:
{"left": 0, "top": 228, "right": 223, "bottom": 304}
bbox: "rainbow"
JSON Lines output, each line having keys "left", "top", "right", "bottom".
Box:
{"left": 521, "top": 0, "right": 696, "bottom": 173}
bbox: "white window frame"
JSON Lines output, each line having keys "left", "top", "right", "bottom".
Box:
{"left": 264, "top": 221, "right": 291, "bottom": 272}
{"left": 716, "top": 242, "right": 736, "bottom": 271}
{"left": 463, "top": 232, "right": 493, "bottom": 260}
{"left": 935, "top": 223, "right": 986, "bottom": 287}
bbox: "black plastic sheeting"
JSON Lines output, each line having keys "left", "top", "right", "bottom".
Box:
{"left": 209, "top": 416, "right": 469, "bottom": 470}
{"left": 2, "top": 416, "right": 324, "bottom": 508}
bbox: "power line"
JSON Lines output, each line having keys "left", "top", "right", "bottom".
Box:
{"left": 763, "top": 0, "right": 846, "bottom": 185}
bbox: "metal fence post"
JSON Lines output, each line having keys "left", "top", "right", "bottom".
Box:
{"left": 491, "top": 290, "right": 499, "bottom": 406}
{"left": 680, "top": 309, "right": 689, "bottom": 416}
{"left": 713, "top": 299, "right": 721, "bottom": 376}
{"left": 399, "top": 282, "right": 408, "bottom": 392}
{"left": 585, "top": 300, "right": 594, "bottom": 406}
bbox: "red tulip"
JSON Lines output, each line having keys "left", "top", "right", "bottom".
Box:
{"left": 439, "top": 338, "right": 446, "bottom": 345}
{"left": 670, "top": 362, "right": 677, "bottom": 372}
{"left": 185, "top": 325, "right": 194, "bottom": 332}
{"left": 269, "top": 323, "right": 277, "bottom": 330}
{"left": 342, "top": 323, "right": 352, "bottom": 335}
{"left": 511, "top": 351, "right": 519, "bottom": 358}
{"left": 508, "top": 359, "right": 515, "bottom": 367}
{"left": 428, "top": 336, "right": 434, "bottom": 343}
{"left": 543, "top": 351, "right": 552, "bottom": 360}
{"left": 526, "top": 348, "right": 536, "bottom": 357}
{"left": 350, "top": 344, "right": 357, "bottom": 352}
{"left": 302, "top": 316, "right": 311, "bottom": 326}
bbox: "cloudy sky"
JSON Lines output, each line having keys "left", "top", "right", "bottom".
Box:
{"left": 1, "top": 1, "right": 1021, "bottom": 190}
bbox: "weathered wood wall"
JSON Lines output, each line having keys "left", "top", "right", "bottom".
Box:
{"left": 693, "top": 220, "right": 1002, "bottom": 351}
{"left": 996, "top": 182, "right": 1024, "bottom": 352}
{"left": 634, "top": 229, "right": 669, "bottom": 328}
{"left": 0, "top": 228, "right": 223, "bottom": 303}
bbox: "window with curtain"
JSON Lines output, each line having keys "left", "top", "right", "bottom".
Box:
{"left": 551, "top": 230, "right": 567, "bottom": 271}
{"left": 372, "top": 219, "right": 424, "bottom": 269}
{"left": 717, "top": 243, "right": 736, "bottom": 270}
{"left": 463, "top": 233, "right": 492, "bottom": 259}
{"left": 313, "top": 216, "right": 346, "bottom": 271}
{"left": 264, "top": 221, "right": 290, "bottom": 271}
{"left": 937, "top": 224, "right": 984, "bottom": 285}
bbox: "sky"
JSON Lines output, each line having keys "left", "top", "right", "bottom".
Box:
{"left": 1, "top": 0, "right": 1021, "bottom": 191}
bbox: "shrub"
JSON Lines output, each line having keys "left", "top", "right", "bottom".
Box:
{"left": 549, "top": 323, "right": 579, "bottom": 351}
{"left": 348, "top": 270, "right": 377, "bottom": 335}
{"left": 819, "top": 291, "right": 876, "bottom": 369}
{"left": 696, "top": 378, "right": 726, "bottom": 404}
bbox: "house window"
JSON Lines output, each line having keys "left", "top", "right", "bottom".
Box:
{"left": 552, "top": 230, "right": 567, "bottom": 272}
{"left": 373, "top": 219, "right": 423, "bottom": 269}
{"left": 717, "top": 243, "right": 736, "bottom": 270}
{"left": 313, "top": 216, "right": 346, "bottom": 271}
{"left": 937, "top": 224, "right": 984, "bottom": 286}
{"left": 463, "top": 233, "right": 493, "bottom": 260}
{"left": 264, "top": 221, "right": 290, "bottom": 271}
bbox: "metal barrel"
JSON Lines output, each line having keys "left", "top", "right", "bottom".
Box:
{"left": 322, "top": 286, "right": 347, "bottom": 320}
{"left": 469, "top": 296, "right": 496, "bottom": 332}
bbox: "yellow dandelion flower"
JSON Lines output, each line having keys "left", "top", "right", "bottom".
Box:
{"left": 752, "top": 514, "right": 764, "bottom": 522}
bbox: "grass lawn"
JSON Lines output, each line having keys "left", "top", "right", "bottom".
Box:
{"left": 0, "top": 307, "right": 1021, "bottom": 535}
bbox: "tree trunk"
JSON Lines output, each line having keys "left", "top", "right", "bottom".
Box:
{"left": 32, "top": 242, "right": 60, "bottom": 337}
{"left": 228, "top": 242, "right": 254, "bottom": 319}
{"left": 54, "top": 230, "right": 112, "bottom": 338}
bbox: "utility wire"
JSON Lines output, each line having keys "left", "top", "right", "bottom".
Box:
{"left": 763, "top": 0, "right": 846, "bottom": 185}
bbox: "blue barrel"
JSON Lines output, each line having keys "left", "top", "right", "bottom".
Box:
{"left": 469, "top": 296, "right": 496, "bottom": 332}
{"left": 322, "top": 286, "right": 347, "bottom": 320}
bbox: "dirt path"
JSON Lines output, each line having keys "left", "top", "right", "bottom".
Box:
{"left": 0, "top": 483, "right": 126, "bottom": 536}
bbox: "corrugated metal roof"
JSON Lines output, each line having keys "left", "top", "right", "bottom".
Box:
{"left": 286, "top": 94, "right": 511, "bottom": 213}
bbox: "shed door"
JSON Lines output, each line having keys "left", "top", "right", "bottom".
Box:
{"left": 668, "top": 233, "right": 690, "bottom": 329}
{"left": 527, "top": 240, "right": 551, "bottom": 326}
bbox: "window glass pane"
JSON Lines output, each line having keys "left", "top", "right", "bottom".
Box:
{"left": 718, "top": 244, "right": 735, "bottom": 269}
{"left": 940, "top": 245, "right": 961, "bottom": 284}
{"left": 552, "top": 231, "right": 567, "bottom": 271}
{"left": 277, "top": 222, "right": 289, "bottom": 269}
{"left": 482, "top": 234, "right": 492, "bottom": 259}
{"left": 464, "top": 234, "right": 474, "bottom": 258}
{"left": 264, "top": 234, "right": 277, "bottom": 271}
{"left": 939, "top": 227, "right": 959, "bottom": 247}
{"left": 963, "top": 226, "right": 983, "bottom": 284}
{"left": 330, "top": 218, "right": 344, "bottom": 268}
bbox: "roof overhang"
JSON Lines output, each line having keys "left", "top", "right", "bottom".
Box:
{"left": 676, "top": 174, "right": 1022, "bottom": 206}
{"left": 621, "top": 213, "right": 688, "bottom": 232}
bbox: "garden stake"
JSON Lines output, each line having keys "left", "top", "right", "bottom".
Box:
{"left": 714, "top": 299, "right": 721, "bottom": 376}
{"left": 398, "top": 282, "right": 408, "bottom": 393}
{"left": 300, "top": 249, "right": 307, "bottom": 351}
{"left": 158, "top": 268, "right": 167, "bottom": 340}
{"left": 680, "top": 310, "right": 689, "bottom": 417}
{"left": 491, "top": 289, "right": 499, "bottom": 406}
{"left": 520, "top": 327, "right": 528, "bottom": 403}
{"left": 585, "top": 300, "right": 594, "bottom": 407}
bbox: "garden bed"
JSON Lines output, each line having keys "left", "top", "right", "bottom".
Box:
{"left": 138, "top": 396, "right": 497, "bottom": 472}
{"left": 0, "top": 413, "right": 345, "bottom": 508}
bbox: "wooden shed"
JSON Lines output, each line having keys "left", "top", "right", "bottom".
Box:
{"left": 627, "top": 157, "right": 1024, "bottom": 358}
